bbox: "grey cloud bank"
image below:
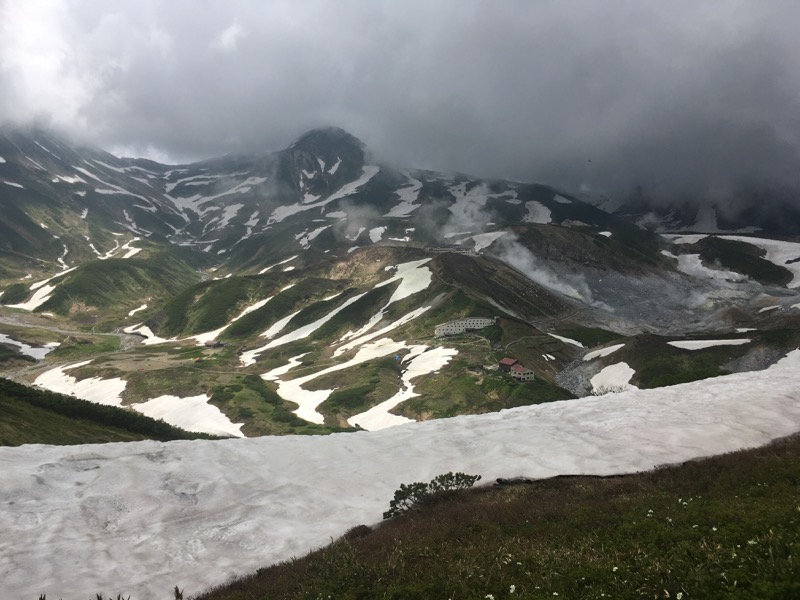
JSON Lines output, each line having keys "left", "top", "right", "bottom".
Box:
{"left": 2, "top": 0, "right": 800, "bottom": 202}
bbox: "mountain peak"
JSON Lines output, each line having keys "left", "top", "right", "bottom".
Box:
{"left": 292, "top": 127, "right": 365, "bottom": 155}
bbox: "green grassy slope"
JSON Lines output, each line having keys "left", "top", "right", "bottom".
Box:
{"left": 694, "top": 236, "right": 793, "bottom": 286}
{"left": 36, "top": 251, "right": 199, "bottom": 325}
{"left": 611, "top": 328, "right": 800, "bottom": 389}
{"left": 198, "top": 434, "right": 800, "bottom": 600}
{"left": 0, "top": 378, "right": 217, "bottom": 446}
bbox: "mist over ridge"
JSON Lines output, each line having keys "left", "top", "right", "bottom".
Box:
{"left": 1, "top": 1, "right": 799, "bottom": 211}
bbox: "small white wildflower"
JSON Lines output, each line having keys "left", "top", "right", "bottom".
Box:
{"left": 553, "top": 593, "right": 559, "bottom": 597}
{"left": 485, "top": 595, "right": 494, "bottom": 600}
{"left": 712, "top": 527, "right": 718, "bottom": 531}
{"left": 677, "top": 592, "right": 683, "bottom": 600}
{"left": 613, "top": 566, "right": 619, "bottom": 572}
{"left": 509, "top": 584, "right": 516, "bottom": 594}
{"left": 748, "top": 539, "right": 757, "bottom": 545}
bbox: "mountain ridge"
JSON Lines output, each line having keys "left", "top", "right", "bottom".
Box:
{"left": 1, "top": 123, "right": 799, "bottom": 438}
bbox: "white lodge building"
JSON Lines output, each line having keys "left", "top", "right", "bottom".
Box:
{"left": 434, "top": 316, "right": 497, "bottom": 337}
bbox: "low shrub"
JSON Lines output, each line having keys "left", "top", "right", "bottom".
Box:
{"left": 384, "top": 472, "right": 482, "bottom": 519}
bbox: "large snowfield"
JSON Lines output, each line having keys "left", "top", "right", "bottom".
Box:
{"left": 3, "top": 352, "right": 800, "bottom": 598}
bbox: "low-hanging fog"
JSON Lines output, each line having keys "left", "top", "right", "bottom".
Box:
{"left": 2, "top": 1, "right": 799, "bottom": 206}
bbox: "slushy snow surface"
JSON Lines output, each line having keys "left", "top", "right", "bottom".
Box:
{"left": 348, "top": 345, "right": 457, "bottom": 430}
{"left": 385, "top": 176, "right": 423, "bottom": 217}
{"left": 7, "top": 266, "right": 79, "bottom": 311}
{"left": 127, "top": 304, "right": 148, "bottom": 317}
{"left": 4, "top": 350, "right": 800, "bottom": 599}
{"left": 369, "top": 226, "right": 386, "bottom": 243}
{"left": 590, "top": 362, "right": 638, "bottom": 392}
{"left": 32, "top": 362, "right": 244, "bottom": 437}
{"left": 668, "top": 339, "right": 751, "bottom": 350}
{"left": 269, "top": 166, "right": 379, "bottom": 223}
{"left": 34, "top": 361, "right": 127, "bottom": 406}
{"left": 134, "top": 395, "right": 243, "bottom": 438}
{"left": 548, "top": 333, "right": 585, "bottom": 348}
{"left": 468, "top": 231, "right": 507, "bottom": 252}
{"left": 583, "top": 343, "right": 625, "bottom": 361}
{"left": 0, "top": 334, "right": 59, "bottom": 360}
{"left": 522, "top": 201, "right": 552, "bottom": 224}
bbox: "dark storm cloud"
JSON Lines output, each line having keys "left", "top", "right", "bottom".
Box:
{"left": 4, "top": 0, "right": 800, "bottom": 201}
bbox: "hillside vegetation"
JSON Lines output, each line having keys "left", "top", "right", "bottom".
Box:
{"left": 198, "top": 434, "right": 800, "bottom": 600}
{"left": 36, "top": 252, "right": 200, "bottom": 327}
{"left": 0, "top": 378, "right": 218, "bottom": 445}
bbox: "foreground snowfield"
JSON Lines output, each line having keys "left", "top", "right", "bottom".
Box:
{"left": 3, "top": 351, "right": 800, "bottom": 599}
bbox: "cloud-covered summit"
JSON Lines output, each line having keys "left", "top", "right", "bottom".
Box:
{"left": 2, "top": 0, "right": 799, "bottom": 203}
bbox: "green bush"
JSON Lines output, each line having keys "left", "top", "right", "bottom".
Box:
{"left": 384, "top": 472, "right": 481, "bottom": 519}
{"left": 480, "top": 324, "right": 503, "bottom": 343}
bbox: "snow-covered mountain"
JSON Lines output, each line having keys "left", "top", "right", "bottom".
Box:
{"left": 0, "top": 125, "right": 640, "bottom": 275}
{"left": 2, "top": 124, "right": 800, "bottom": 598}
{"left": 2, "top": 124, "right": 800, "bottom": 439}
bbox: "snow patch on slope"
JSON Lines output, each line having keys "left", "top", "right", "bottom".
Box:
{"left": 295, "top": 226, "right": 330, "bottom": 249}
{"left": 241, "top": 292, "right": 368, "bottom": 365}
{"left": 135, "top": 395, "right": 244, "bottom": 438}
{"left": 369, "top": 226, "right": 386, "bottom": 243}
{"left": 128, "top": 304, "right": 148, "bottom": 317}
{"left": 385, "top": 175, "right": 423, "bottom": 217}
{"left": 258, "top": 255, "right": 297, "bottom": 274}
{"left": 7, "top": 267, "right": 78, "bottom": 311}
{"left": 719, "top": 236, "right": 800, "bottom": 288}
{"left": 34, "top": 361, "right": 127, "bottom": 406}
{"left": 0, "top": 334, "right": 59, "bottom": 360}
{"left": 583, "top": 344, "right": 625, "bottom": 361}
{"left": 33, "top": 361, "right": 242, "bottom": 436}
{"left": 468, "top": 231, "right": 507, "bottom": 252}
{"left": 522, "top": 201, "right": 552, "bottom": 224}
{"left": 337, "top": 259, "right": 433, "bottom": 349}
{"left": 348, "top": 346, "right": 457, "bottom": 430}
{"left": 193, "top": 297, "right": 273, "bottom": 345}
{"left": 5, "top": 351, "right": 800, "bottom": 599}
{"left": 590, "top": 362, "right": 638, "bottom": 392}
{"left": 269, "top": 166, "right": 379, "bottom": 223}
{"left": 668, "top": 339, "right": 751, "bottom": 350}
{"left": 548, "top": 333, "right": 585, "bottom": 348}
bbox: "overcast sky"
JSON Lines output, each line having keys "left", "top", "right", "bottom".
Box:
{"left": 2, "top": 0, "right": 800, "bottom": 200}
